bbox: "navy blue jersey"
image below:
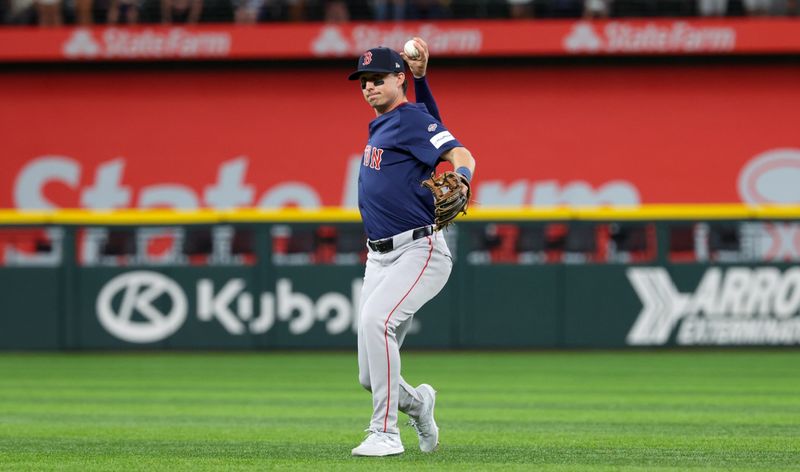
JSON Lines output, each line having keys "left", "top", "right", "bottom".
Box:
{"left": 358, "top": 103, "right": 462, "bottom": 240}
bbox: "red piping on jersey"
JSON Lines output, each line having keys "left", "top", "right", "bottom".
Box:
{"left": 382, "top": 235, "right": 433, "bottom": 432}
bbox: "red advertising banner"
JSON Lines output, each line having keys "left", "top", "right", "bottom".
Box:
{"left": 1, "top": 64, "right": 799, "bottom": 209}
{"left": 0, "top": 18, "right": 799, "bottom": 62}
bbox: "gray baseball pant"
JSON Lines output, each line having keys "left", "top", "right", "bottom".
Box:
{"left": 357, "top": 229, "right": 452, "bottom": 434}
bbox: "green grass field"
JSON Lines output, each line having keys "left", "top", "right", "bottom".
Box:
{"left": 0, "top": 351, "right": 798, "bottom": 471}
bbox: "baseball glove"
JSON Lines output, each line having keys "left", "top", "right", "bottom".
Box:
{"left": 421, "top": 171, "right": 471, "bottom": 230}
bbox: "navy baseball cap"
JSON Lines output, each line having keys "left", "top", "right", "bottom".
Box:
{"left": 348, "top": 47, "right": 405, "bottom": 80}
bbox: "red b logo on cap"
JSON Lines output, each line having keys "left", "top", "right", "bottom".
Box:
{"left": 362, "top": 51, "right": 373, "bottom": 66}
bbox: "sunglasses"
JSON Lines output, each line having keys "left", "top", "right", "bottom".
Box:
{"left": 360, "top": 76, "right": 386, "bottom": 89}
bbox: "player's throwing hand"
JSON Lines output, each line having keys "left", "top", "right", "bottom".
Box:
{"left": 400, "top": 37, "right": 430, "bottom": 79}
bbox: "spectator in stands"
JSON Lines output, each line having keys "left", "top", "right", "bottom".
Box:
{"left": 697, "top": 0, "right": 727, "bottom": 15}
{"left": 323, "top": 0, "right": 348, "bottom": 21}
{"left": 72, "top": 0, "right": 93, "bottom": 23}
{"left": 546, "top": 0, "right": 583, "bottom": 17}
{"left": 35, "top": 0, "right": 62, "bottom": 25}
{"left": 108, "top": 0, "right": 141, "bottom": 23}
{"left": 285, "top": 0, "right": 307, "bottom": 20}
{"left": 611, "top": 0, "right": 652, "bottom": 16}
{"left": 5, "top": 0, "right": 34, "bottom": 23}
{"left": 5, "top": 0, "right": 800, "bottom": 24}
{"left": 371, "top": 0, "right": 406, "bottom": 20}
{"left": 507, "top": 0, "right": 534, "bottom": 18}
{"left": 750, "top": 0, "right": 794, "bottom": 14}
{"left": 742, "top": 0, "right": 771, "bottom": 13}
{"left": 232, "top": 0, "right": 263, "bottom": 22}
{"left": 775, "top": 0, "right": 798, "bottom": 14}
{"left": 406, "top": 0, "right": 450, "bottom": 18}
{"left": 161, "top": 0, "right": 202, "bottom": 22}
{"left": 583, "top": 0, "right": 611, "bottom": 17}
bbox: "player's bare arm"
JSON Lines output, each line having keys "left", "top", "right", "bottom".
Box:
{"left": 441, "top": 147, "right": 475, "bottom": 173}
{"left": 441, "top": 147, "right": 476, "bottom": 195}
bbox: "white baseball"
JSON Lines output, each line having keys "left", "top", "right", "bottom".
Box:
{"left": 403, "top": 40, "right": 420, "bottom": 59}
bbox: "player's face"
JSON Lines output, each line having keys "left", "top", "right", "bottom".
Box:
{"left": 360, "top": 73, "right": 404, "bottom": 113}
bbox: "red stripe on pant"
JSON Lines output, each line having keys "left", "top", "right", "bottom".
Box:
{"left": 382, "top": 236, "right": 433, "bottom": 432}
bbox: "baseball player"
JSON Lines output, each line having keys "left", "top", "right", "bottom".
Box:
{"left": 348, "top": 38, "right": 476, "bottom": 457}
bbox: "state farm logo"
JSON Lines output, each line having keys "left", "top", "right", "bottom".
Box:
{"left": 312, "top": 26, "right": 350, "bottom": 55}
{"left": 738, "top": 149, "right": 800, "bottom": 205}
{"left": 563, "top": 21, "right": 735, "bottom": 54}
{"left": 627, "top": 267, "right": 800, "bottom": 346}
{"left": 311, "top": 24, "right": 481, "bottom": 57}
{"left": 96, "top": 271, "right": 188, "bottom": 343}
{"left": 63, "top": 29, "right": 101, "bottom": 58}
{"left": 564, "top": 23, "right": 602, "bottom": 52}
{"left": 62, "top": 27, "right": 231, "bottom": 60}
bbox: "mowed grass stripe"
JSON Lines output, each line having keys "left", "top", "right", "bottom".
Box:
{"left": 0, "top": 351, "right": 798, "bottom": 471}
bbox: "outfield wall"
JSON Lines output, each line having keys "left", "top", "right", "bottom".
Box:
{"left": 2, "top": 207, "right": 799, "bottom": 350}
{"left": 2, "top": 64, "right": 799, "bottom": 210}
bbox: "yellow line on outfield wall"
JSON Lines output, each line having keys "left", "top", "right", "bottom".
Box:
{"left": 0, "top": 208, "right": 363, "bottom": 225}
{"left": 0, "top": 205, "right": 800, "bottom": 225}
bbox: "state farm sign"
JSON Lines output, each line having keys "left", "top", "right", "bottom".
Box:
{"left": 63, "top": 27, "right": 231, "bottom": 59}
{"left": 1, "top": 18, "right": 797, "bottom": 62}
{"left": 311, "top": 24, "right": 482, "bottom": 57}
{"left": 564, "top": 21, "right": 736, "bottom": 54}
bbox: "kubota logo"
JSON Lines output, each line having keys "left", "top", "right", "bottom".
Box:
{"left": 627, "top": 267, "right": 800, "bottom": 346}
{"left": 96, "top": 271, "right": 188, "bottom": 343}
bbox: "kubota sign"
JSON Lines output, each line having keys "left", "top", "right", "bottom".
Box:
{"left": 96, "top": 271, "right": 363, "bottom": 343}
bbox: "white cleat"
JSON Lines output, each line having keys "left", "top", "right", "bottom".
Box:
{"left": 351, "top": 430, "right": 405, "bottom": 457}
{"left": 409, "top": 384, "right": 439, "bottom": 453}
